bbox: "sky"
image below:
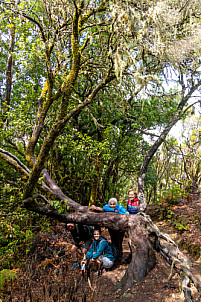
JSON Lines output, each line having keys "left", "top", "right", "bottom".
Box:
{"left": 169, "top": 100, "right": 201, "bottom": 141}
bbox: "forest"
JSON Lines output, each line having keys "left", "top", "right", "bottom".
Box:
{"left": 0, "top": 0, "right": 201, "bottom": 301}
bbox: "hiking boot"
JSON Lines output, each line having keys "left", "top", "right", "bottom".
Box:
{"left": 70, "top": 261, "right": 79, "bottom": 270}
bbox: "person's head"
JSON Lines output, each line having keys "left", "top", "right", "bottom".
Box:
{"left": 66, "top": 223, "right": 75, "bottom": 231}
{"left": 128, "top": 189, "right": 138, "bottom": 201}
{"left": 108, "top": 197, "right": 117, "bottom": 209}
{"left": 93, "top": 229, "right": 101, "bottom": 240}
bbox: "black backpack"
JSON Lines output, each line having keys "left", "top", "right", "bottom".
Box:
{"left": 108, "top": 242, "right": 119, "bottom": 261}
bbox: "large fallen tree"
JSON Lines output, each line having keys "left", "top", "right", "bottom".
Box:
{"left": 1, "top": 88, "right": 201, "bottom": 302}
{"left": 2, "top": 143, "right": 200, "bottom": 299}
{"left": 1, "top": 0, "right": 201, "bottom": 300}
{"left": 2, "top": 98, "right": 201, "bottom": 299}
{"left": 21, "top": 183, "right": 201, "bottom": 301}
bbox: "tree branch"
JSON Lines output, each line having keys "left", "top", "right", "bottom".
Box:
{"left": 138, "top": 79, "right": 201, "bottom": 193}
{"left": 23, "top": 67, "right": 115, "bottom": 199}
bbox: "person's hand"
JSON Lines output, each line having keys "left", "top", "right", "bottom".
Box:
{"left": 90, "top": 205, "right": 104, "bottom": 212}
{"left": 79, "top": 241, "right": 84, "bottom": 245}
{"left": 114, "top": 209, "right": 119, "bottom": 213}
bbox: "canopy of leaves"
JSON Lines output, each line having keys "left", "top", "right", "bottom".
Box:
{"left": 0, "top": 0, "right": 200, "bottom": 216}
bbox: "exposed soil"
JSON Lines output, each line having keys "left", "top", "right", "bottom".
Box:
{"left": 1, "top": 197, "right": 201, "bottom": 302}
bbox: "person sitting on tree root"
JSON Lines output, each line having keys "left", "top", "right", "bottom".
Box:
{"left": 103, "top": 197, "right": 128, "bottom": 260}
{"left": 85, "top": 228, "right": 114, "bottom": 275}
{"left": 66, "top": 223, "right": 93, "bottom": 270}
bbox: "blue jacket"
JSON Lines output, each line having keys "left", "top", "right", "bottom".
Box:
{"left": 103, "top": 203, "right": 129, "bottom": 215}
{"left": 86, "top": 236, "right": 114, "bottom": 261}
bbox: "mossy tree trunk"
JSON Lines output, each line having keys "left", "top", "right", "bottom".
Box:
{"left": 89, "top": 155, "right": 101, "bottom": 206}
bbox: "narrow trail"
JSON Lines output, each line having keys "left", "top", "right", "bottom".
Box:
{"left": 85, "top": 235, "right": 201, "bottom": 302}
{"left": 2, "top": 197, "right": 201, "bottom": 302}
{"left": 92, "top": 196, "right": 201, "bottom": 302}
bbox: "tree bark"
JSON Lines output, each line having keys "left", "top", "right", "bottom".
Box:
{"left": 22, "top": 195, "right": 201, "bottom": 299}
{"left": 0, "top": 19, "right": 15, "bottom": 129}
{"left": 115, "top": 215, "right": 156, "bottom": 292}
{"left": 89, "top": 155, "right": 101, "bottom": 206}
{"left": 0, "top": 149, "right": 199, "bottom": 297}
{"left": 23, "top": 198, "right": 156, "bottom": 290}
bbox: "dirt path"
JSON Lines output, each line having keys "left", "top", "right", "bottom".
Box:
{"left": 5, "top": 229, "right": 200, "bottom": 302}
{"left": 91, "top": 197, "right": 201, "bottom": 302}
{"left": 82, "top": 235, "right": 201, "bottom": 302}
{"left": 2, "top": 198, "right": 201, "bottom": 302}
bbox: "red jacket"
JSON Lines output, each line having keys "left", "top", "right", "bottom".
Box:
{"left": 127, "top": 197, "right": 139, "bottom": 214}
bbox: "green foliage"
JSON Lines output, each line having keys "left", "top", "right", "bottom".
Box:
{"left": 0, "top": 211, "right": 52, "bottom": 269}
{"left": 0, "top": 269, "right": 17, "bottom": 290}
{"left": 0, "top": 0, "right": 200, "bottom": 249}
{"left": 173, "top": 222, "right": 188, "bottom": 232}
{"left": 157, "top": 185, "right": 184, "bottom": 206}
{"left": 173, "top": 215, "right": 189, "bottom": 233}
{"left": 49, "top": 200, "right": 70, "bottom": 213}
{"left": 0, "top": 173, "right": 52, "bottom": 268}
{"left": 0, "top": 212, "right": 32, "bottom": 268}
{"left": 166, "top": 209, "right": 175, "bottom": 220}
{"left": 151, "top": 116, "right": 201, "bottom": 206}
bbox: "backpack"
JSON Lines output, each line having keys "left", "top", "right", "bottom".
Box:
{"left": 108, "top": 242, "right": 119, "bottom": 261}
{"left": 99, "top": 239, "right": 119, "bottom": 261}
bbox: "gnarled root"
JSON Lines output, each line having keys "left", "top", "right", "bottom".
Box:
{"left": 142, "top": 212, "right": 201, "bottom": 301}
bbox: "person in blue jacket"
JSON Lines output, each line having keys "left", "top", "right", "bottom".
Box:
{"left": 103, "top": 197, "right": 129, "bottom": 214}
{"left": 103, "top": 198, "right": 129, "bottom": 259}
{"left": 86, "top": 228, "right": 114, "bottom": 274}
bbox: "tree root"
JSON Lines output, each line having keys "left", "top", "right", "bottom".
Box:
{"left": 141, "top": 212, "right": 201, "bottom": 301}
{"left": 87, "top": 277, "right": 95, "bottom": 292}
{"left": 19, "top": 190, "right": 201, "bottom": 301}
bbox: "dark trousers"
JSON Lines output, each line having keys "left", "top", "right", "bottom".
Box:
{"left": 108, "top": 228, "right": 125, "bottom": 258}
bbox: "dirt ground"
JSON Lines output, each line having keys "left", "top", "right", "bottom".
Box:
{"left": 1, "top": 197, "right": 201, "bottom": 302}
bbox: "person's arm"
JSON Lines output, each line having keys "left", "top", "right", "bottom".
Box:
{"left": 90, "top": 205, "right": 104, "bottom": 212}
{"left": 103, "top": 204, "right": 115, "bottom": 212}
{"left": 91, "top": 240, "right": 107, "bottom": 259}
{"left": 86, "top": 245, "right": 93, "bottom": 259}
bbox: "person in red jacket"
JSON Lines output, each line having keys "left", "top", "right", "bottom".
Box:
{"left": 127, "top": 189, "right": 139, "bottom": 214}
